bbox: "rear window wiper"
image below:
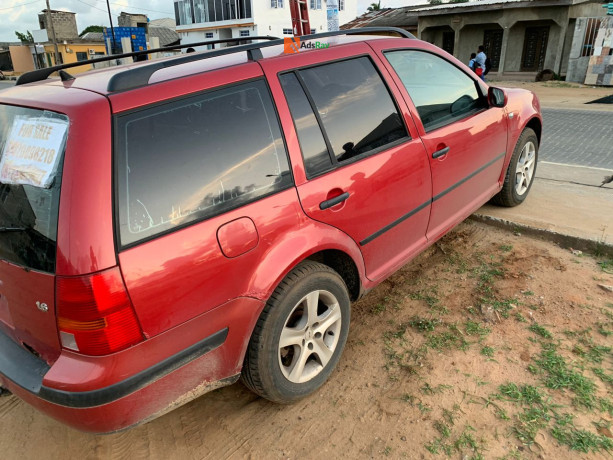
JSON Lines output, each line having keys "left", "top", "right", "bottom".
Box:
{"left": 0, "top": 226, "right": 27, "bottom": 232}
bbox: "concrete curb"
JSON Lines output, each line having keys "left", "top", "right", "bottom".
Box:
{"left": 470, "top": 214, "right": 613, "bottom": 258}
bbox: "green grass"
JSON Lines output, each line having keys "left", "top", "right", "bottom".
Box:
{"left": 533, "top": 343, "right": 600, "bottom": 411}
{"left": 551, "top": 415, "right": 613, "bottom": 453}
{"left": 408, "top": 316, "right": 440, "bottom": 332}
{"left": 465, "top": 320, "right": 491, "bottom": 337}
{"left": 592, "top": 367, "right": 613, "bottom": 385}
{"left": 598, "top": 259, "right": 613, "bottom": 274}
{"left": 480, "top": 345, "right": 495, "bottom": 357}
{"left": 529, "top": 323, "right": 553, "bottom": 339}
{"left": 515, "top": 312, "right": 528, "bottom": 323}
{"left": 420, "top": 383, "right": 452, "bottom": 395}
{"left": 496, "top": 383, "right": 545, "bottom": 405}
{"left": 499, "top": 244, "right": 513, "bottom": 252}
{"left": 426, "top": 330, "right": 469, "bottom": 351}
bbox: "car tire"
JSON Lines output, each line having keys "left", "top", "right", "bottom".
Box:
{"left": 241, "top": 261, "right": 351, "bottom": 403}
{"left": 491, "top": 127, "right": 538, "bottom": 207}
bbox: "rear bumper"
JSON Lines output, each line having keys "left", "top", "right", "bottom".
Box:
{"left": 0, "top": 296, "right": 264, "bottom": 433}
{"left": 0, "top": 327, "right": 227, "bottom": 408}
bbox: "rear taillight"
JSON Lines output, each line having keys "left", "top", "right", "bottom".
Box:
{"left": 56, "top": 267, "right": 144, "bottom": 356}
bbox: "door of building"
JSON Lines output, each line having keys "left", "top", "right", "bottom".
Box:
{"left": 483, "top": 29, "right": 503, "bottom": 71}
{"left": 442, "top": 31, "right": 455, "bottom": 55}
{"left": 521, "top": 26, "right": 549, "bottom": 72}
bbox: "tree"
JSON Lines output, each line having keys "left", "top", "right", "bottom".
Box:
{"left": 428, "top": 0, "right": 443, "bottom": 4}
{"left": 15, "top": 30, "right": 34, "bottom": 43}
{"left": 79, "top": 25, "right": 105, "bottom": 37}
{"left": 367, "top": 1, "right": 381, "bottom": 12}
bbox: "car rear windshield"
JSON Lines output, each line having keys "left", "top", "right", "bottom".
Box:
{"left": 0, "top": 105, "right": 68, "bottom": 273}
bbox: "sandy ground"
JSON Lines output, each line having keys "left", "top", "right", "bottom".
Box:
{"left": 1, "top": 221, "right": 612, "bottom": 459}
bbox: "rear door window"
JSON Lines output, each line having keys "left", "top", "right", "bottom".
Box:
{"left": 115, "top": 79, "right": 292, "bottom": 247}
{"left": 0, "top": 106, "right": 68, "bottom": 273}
{"left": 281, "top": 56, "right": 408, "bottom": 176}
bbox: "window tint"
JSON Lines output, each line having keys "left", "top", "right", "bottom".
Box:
{"left": 298, "top": 57, "right": 408, "bottom": 164}
{"left": 385, "top": 50, "right": 484, "bottom": 132}
{"left": 0, "top": 106, "right": 68, "bottom": 272}
{"left": 279, "top": 73, "right": 332, "bottom": 177}
{"left": 116, "top": 80, "right": 291, "bottom": 247}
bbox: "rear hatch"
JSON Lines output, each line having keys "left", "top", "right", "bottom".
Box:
{"left": 0, "top": 104, "right": 68, "bottom": 363}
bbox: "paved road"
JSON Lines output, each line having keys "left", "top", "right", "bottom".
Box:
{"left": 540, "top": 108, "right": 613, "bottom": 170}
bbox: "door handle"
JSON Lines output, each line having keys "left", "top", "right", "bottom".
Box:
{"left": 319, "top": 192, "right": 350, "bottom": 210}
{"left": 432, "top": 146, "right": 450, "bottom": 159}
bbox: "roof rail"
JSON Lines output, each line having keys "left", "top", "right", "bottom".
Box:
{"left": 107, "top": 27, "right": 414, "bottom": 93}
{"left": 15, "top": 36, "right": 280, "bottom": 86}
{"left": 17, "top": 27, "right": 414, "bottom": 91}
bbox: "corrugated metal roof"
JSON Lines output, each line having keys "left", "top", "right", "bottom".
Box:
{"left": 411, "top": 0, "right": 580, "bottom": 12}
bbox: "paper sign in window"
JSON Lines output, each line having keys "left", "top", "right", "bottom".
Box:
{"left": 0, "top": 116, "right": 68, "bottom": 188}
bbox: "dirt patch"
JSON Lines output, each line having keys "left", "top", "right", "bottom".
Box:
{"left": 1, "top": 221, "right": 612, "bottom": 459}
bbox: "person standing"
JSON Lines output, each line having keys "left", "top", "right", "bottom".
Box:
{"left": 475, "top": 45, "right": 487, "bottom": 81}
{"left": 468, "top": 53, "right": 477, "bottom": 71}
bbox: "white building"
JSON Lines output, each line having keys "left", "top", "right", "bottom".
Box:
{"left": 174, "top": 0, "right": 357, "bottom": 49}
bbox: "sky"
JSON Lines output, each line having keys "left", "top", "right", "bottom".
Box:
{"left": 0, "top": 0, "right": 428, "bottom": 43}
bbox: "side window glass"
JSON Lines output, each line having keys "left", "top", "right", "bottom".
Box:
{"left": 279, "top": 73, "right": 332, "bottom": 177}
{"left": 116, "top": 80, "right": 291, "bottom": 247}
{"left": 385, "top": 50, "right": 484, "bottom": 132}
{"left": 297, "top": 57, "right": 408, "bottom": 164}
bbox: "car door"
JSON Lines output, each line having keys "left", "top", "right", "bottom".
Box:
{"left": 261, "top": 45, "right": 432, "bottom": 281}
{"left": 372, "top": 42, "right": 508, "bottom": 241}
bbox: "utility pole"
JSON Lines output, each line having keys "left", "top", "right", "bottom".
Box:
{"left": 106, "top": 0, "right": 117, "bottom": 54}
{"left": 45, "top": 0, "right": 61, "bottom": 65}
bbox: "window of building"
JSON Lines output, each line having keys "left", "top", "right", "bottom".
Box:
{"left": 310, "top": 28, "right": 316, "bottom": 35}
{"left": 282, "top": 57, "right": 408, "bottom": 175}
{"left": 339, "top": 0, "right": 345, "bottom": 10}
{"left": 581, "top": 18, "right": 602, "bottom": 57}
{"left": 310, "top": 0, "right": 322, "bottom": 10}
{"left": 283, "top": 28, "right": 293, "bottom": 35}
{"left": 271, "top": 0, "right": 284, "bottom": 7}
{"left": 385, "top": 50, "right": 485, "bottom": 132}
{"left": 174, "top": 0, "right": 252, "bottom": 26}
{"left": 76, "top": 52, "right": 89, "bottom": 62}
{"left": 205, "top": 32, "right": 214, "bottom": 38}
{"left": 116, "top": 80, "right": 292, "bottom": 246}
{"left": 239, "top": 30, "right": 250, "bottom": 37}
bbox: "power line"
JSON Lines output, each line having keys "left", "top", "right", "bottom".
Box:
{"left": 0, "top": 0, "right": 41, "bottom": 12}
{"left": 73, "top": 0, "right": 173, "bottom": 15}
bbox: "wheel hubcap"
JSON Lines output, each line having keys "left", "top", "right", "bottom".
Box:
{"left": 278, "top": 290, "right": 342, "bottom": 383}
{"left": 515, "top": 141, "right": 536, "bottom": 196}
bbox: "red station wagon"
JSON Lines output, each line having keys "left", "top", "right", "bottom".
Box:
{"left": 0, "top": 28, "right": 542, "bottom": 433}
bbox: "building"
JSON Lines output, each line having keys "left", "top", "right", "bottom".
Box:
{"left": 174, "top": 0, "right": 358, "bottom": 49}
{"left": 38, "top": 10, "right": 79, "bottom": 42}
{"left": 415, "top": 0, "right": 606, "bottom": 79}
{"left": 343, "top": 0, "right": 607, "bottom": 81}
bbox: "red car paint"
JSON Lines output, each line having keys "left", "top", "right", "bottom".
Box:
{"left": 0, "top": 33, "right": 542, "bottom": 433}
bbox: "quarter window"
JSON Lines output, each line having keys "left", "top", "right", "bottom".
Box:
{"left": 280, "top": 73, "right": 331, "bottom": 176}
{"left": 116, "top": 80, "right": 291, "bottom": 247}
{"left": 385, "top": 50, "right": 485, "bottom": 132}
{"left": 295, "top": 57, "right": 408, "bottom": 167}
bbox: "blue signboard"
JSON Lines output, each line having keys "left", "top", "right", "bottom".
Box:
{"left": 103, "top": 27, "right": 147, "bottom": 54}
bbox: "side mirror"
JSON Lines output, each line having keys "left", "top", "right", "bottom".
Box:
{"left": 488, "top": 87, "right": 507, "bottom": 108}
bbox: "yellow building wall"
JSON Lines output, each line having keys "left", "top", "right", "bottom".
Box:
{"left": 44, "top": 43, "right": 107, "bottom": 74}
